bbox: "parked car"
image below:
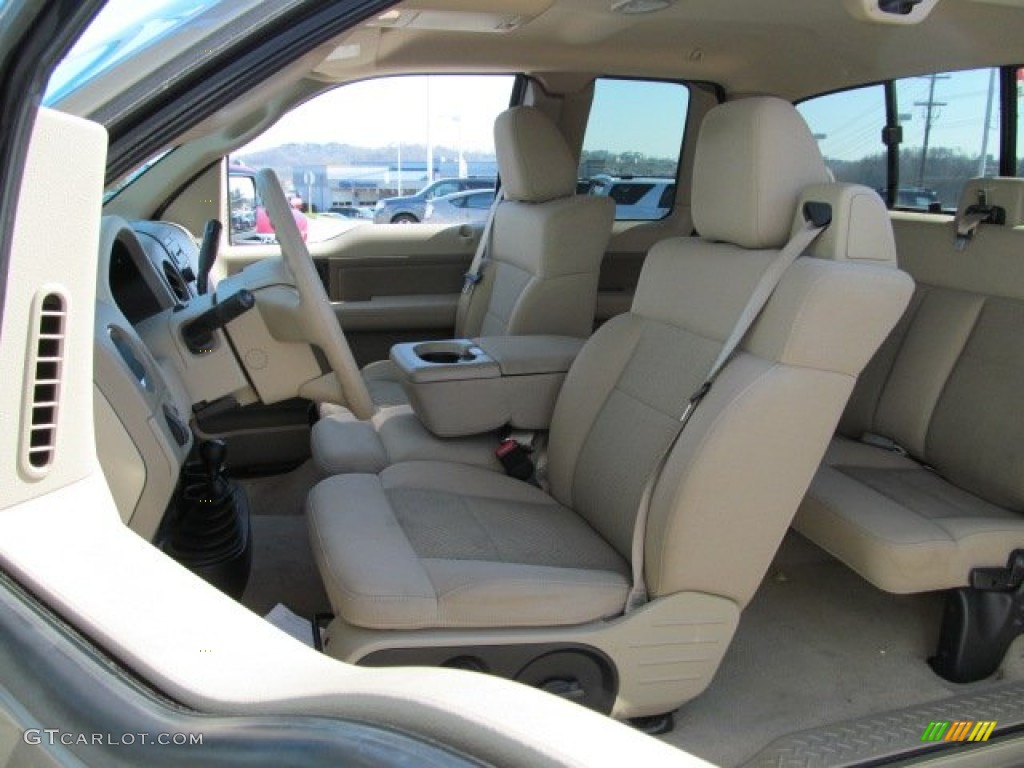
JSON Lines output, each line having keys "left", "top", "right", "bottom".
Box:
{"left": 329, "top": 205, "right": 369, "bottom": 219}
{"left": 588, "top": 175, "right": 676, "bottom": 220}
{"left": 894, "top": 186, "right": 942, "bottom": 211}
{"left": 423, "top": 188, "right": 497, "bottom": 225}
{"left": 373, "top": 177, "right": 496, "bottom": 223}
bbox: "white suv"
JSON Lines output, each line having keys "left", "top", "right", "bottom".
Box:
{"left": 588, "top": 175, "right": 676, "bottom": 220}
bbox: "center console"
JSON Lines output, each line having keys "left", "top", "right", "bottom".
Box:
{"left": 390, "top": 335, "right": 585, "bottom": 437}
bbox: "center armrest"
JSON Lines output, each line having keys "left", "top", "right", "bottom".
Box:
{"left": 390, "top": 335, "right": 585, "bottom": 437}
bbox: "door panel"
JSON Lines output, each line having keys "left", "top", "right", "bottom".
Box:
{"left": 322, "top": 222, "right": 480, "bottom": 365}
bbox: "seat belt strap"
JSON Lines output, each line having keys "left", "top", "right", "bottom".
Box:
{"left": 625, "top": 209, "right": 829, "bottom": 613}
{"left": 455, "top": 189, "right": 504, "bottom": 336}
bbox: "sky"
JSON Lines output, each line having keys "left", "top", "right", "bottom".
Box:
{"left": 240, "top": 75, "right": 516, "bottom": 155}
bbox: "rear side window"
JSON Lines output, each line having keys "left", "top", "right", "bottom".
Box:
{"left": 799, "top": 68, "right": 1003, "bottom": 213}
{"left": 579, "top": 78, "right": 689, "bottom": 220}
{"left": 797, "top": 85, "right": 887, "bottom": 190}
{"left": 894, "top": 69, "right": 1000, "bottom": 210}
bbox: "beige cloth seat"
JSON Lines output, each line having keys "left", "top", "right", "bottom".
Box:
{"left": 309, "top": 461, "right": 631, "bottom": 629}
{"left": 359, "top": 105, "right": 614, "bottom": 407}
{"left": 795, "top": 177, "right": 1024, "bottom": 593}
{"left": 312, "top": 106, "right": 614, "bottom": 475}
{"left": 307, "top": 92, "right": 912, "bottom": 703}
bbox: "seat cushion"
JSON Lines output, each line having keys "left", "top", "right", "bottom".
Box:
{"left": 794, "top": 437, "right": 1024, "bottom": 593}
{"left": 311, "top": 406, "right": 503, "bottom": 476}
{"left": 307, "top": 461, "right": 630, "bottom": 630}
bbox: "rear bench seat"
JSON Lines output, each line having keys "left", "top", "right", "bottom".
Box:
{"left": 794, "top": 177, "right": 1024, "bottom": 681}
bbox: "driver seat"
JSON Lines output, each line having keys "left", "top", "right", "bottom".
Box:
{"left": 359, "top": 106, "right": 615, "bottom": 407}
{"left": 306, "top": 98, "right": 914, "bottom": 717}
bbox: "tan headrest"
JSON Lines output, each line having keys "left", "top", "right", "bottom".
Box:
{"left": 494, "top": 107, "right": 576, "bottom": 203}
{"left": 790, "top": 183, "right": 897, "bottom": 266}
{"left": 693, "top": 97, "right": 830, "bottom": 249}
{"left": 957, "top": 177, "right": 1024, "bottom": 227}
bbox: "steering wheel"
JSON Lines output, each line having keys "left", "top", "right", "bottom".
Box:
{"left": 255, "top": 169, "right": 375, "bottom": 419}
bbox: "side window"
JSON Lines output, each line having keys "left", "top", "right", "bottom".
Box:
{"left": 427, "top": 181, "right": 460, "bottom": 200}
{"left": 894, "top": 68, "right": 1000, "bottom": 211}
{"left": 608, "top": 183, "right": 652, "bottom": 206}
{"left": 798, "top": 84, "right": 887, "bottom": 191}
{"left": 800, "top": 68, "right": 1002, "bottom": 213}
{"left": 466, "top": 192, "right": 494, "bottom": 210}
{"left": 579, "top": 79, "right": 689, "bottom": 221}
{"left": 229, "top": 75, "right": 513, "bottom": 242}
{"left": 1018, "top": 67, "right": 1024, "bottom": 176}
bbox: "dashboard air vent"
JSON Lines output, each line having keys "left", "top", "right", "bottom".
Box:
{"left": 20, "top": 291, "right": 67, "bottom": 478}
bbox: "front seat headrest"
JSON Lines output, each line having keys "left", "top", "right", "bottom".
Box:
{"left": 693, "top": 97, "right": 830, "bottom": 250}
{"left": 494, "top": 106, "right": 577, "bottom": 204}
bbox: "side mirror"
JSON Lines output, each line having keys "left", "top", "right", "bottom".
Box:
{"left": 227, "top": 170, "right": 259, "bottom": 244}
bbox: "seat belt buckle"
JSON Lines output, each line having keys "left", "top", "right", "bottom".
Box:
{"left": 495, "top": 438, "right": 534, "bottom": 481}
{"left": 462, "top": 270, "right": 482, "bottom": 294}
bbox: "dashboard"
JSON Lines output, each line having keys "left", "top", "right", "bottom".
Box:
{"left": 93, "top": 215, "right": 331, "bottom": 541}
{"left": 94, "top": 217, "right": 204, "bottom": 540}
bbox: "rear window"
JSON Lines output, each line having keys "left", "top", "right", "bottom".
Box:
{"left": 579, "top": 78, "right": 689, "bottom": 220}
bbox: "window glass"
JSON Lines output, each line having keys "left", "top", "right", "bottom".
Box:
{"left": 894, "top": 68, "right": 1000, "bottom": 211}
{"left": 229, "top": 75, "right": 513, "bottom": 242}
{"left": 579, "top": 79, "right": 689, "bottom": 220}
{"left": 1017, "top": 67, "right": 1024, "bottom": 176}
{"left": 798, "top": 84, "right": 887, "bottom": 191}
{"left": 466, "top": 192, "right": 494, "bottom": 209}
{"left": 800, "top": 69, "right": 1002, "bottom": 213}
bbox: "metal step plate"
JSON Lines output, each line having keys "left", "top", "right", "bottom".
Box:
{"left": 744, "top": 682, "right": 1024, "bottom": 768}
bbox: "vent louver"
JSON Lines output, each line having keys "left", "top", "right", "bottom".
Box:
{"left": 20, "top": 291, "right": 67, "bottom": 478}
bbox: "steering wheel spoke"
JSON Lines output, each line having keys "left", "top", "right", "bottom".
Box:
{"left": 254, "top": 169, "right": 374, "bottom": 419}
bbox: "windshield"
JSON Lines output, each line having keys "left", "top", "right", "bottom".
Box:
{"left": 44, "top": 0, "right": 224, "bottom": 105}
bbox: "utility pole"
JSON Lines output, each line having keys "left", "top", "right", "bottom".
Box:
{"left": 914, "top": 73, "right": 949, "bottom": 188}
{"left": 978, "top": 68, "right": 996, "bottom": 178}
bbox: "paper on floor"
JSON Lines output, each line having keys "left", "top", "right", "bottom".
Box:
{"left": 264, "top": 603, "right": 314, "bottom": 647}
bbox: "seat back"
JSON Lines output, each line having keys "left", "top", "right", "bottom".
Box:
{"left": 545, "top": 98, "right": 913, "bottom": 608}
{"left": 457, "top": 106, "right": 614, "bottom": 338}
{"left": 839, "top": 176, "right": 1024, "bottom": 511}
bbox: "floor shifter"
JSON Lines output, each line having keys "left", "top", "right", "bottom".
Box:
{"left": 162, "top": 439, "right": 252, "bottom": 599}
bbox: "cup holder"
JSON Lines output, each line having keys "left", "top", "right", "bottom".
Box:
{"left": 413, "top": 340, "right": 478, "bottom": 365}
{"left": 419, "top": 351, "right": 465, "bottom": 364}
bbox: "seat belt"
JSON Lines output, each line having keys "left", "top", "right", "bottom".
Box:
{"left": 454, "top": 189, "right": 505, "bottom": 336}
{"left": 624, "top": 205, "right": 830, "bottom": 613}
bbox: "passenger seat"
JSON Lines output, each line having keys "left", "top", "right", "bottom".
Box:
{"left": 305, "top": 97, "right": 913, "bottom": 718}
{"left": 358, "top": 105, "right": 614, "bottom": 407}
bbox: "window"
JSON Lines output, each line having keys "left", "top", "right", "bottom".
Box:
{"left": 579, "top": 79, "right": 689, "bottom": 220}
{"left": 229, "top": 75, "right": 514, "bottom": 241}
{"left": 798, "top": 84, "right": 887, "bottom": 190}
{"left": 800, "top": 68, "right": 1003, "bottom": 213}
{"left": 465, "top": 191, "right": 494, "bottom": 209}
{"left": 894, "top": 69, "right": 1000, "bottom": 210}
{"left": 1016, "top": 67, "right": 1024, "bottom": 176}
